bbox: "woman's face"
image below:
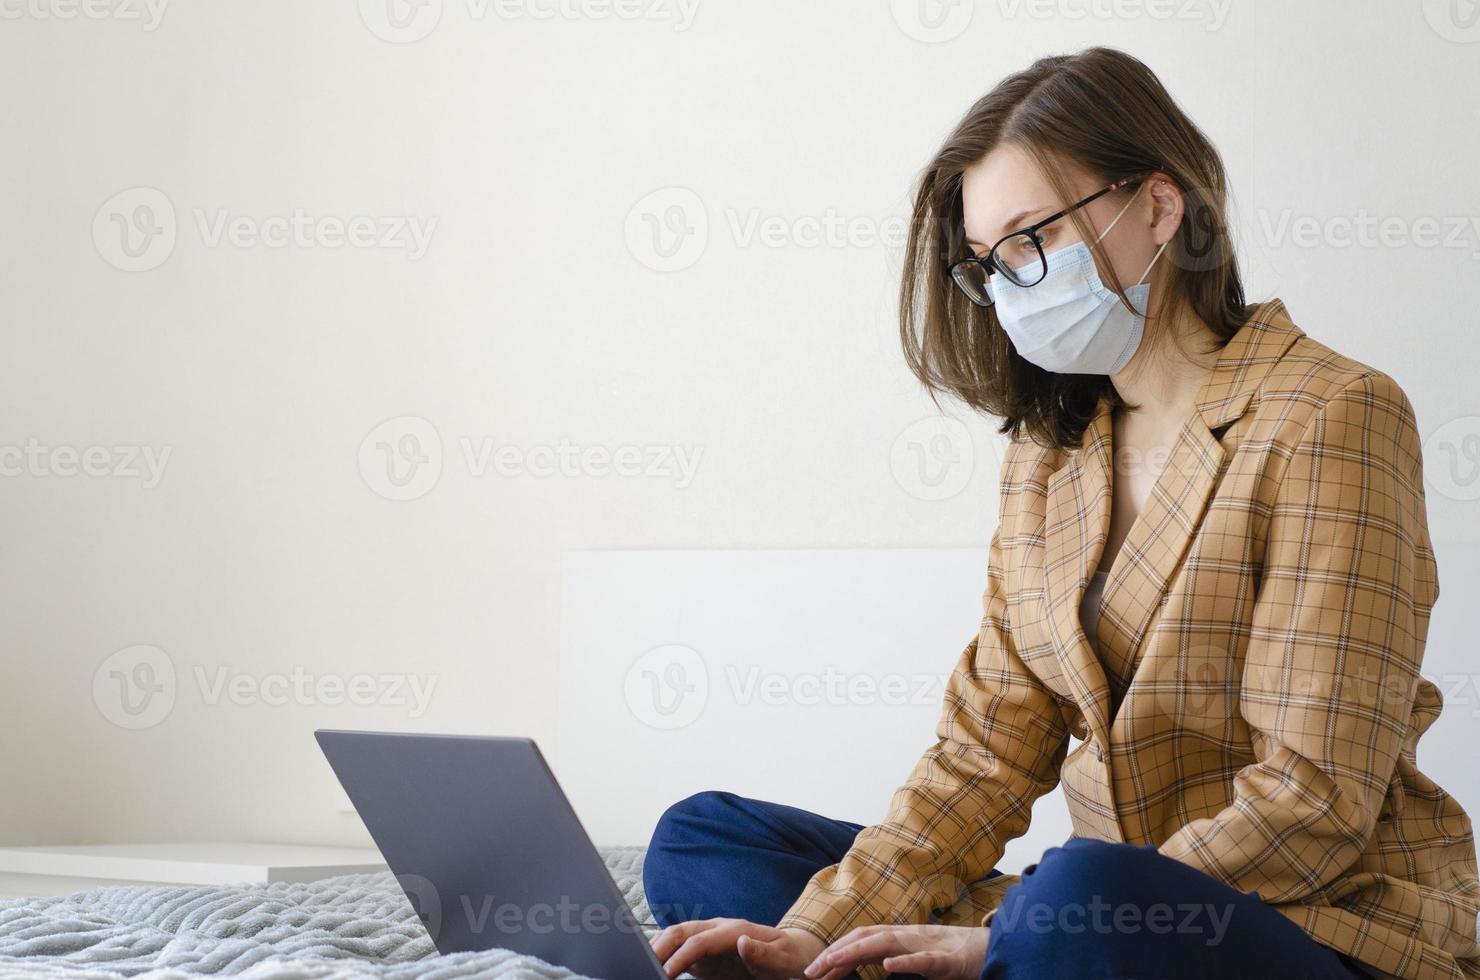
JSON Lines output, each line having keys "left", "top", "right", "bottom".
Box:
{"left": 960, "top": 143, "right": 1166, "bottom": 297}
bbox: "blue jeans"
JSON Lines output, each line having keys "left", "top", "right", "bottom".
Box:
{"left": 643, "top": 791, "right": 1368, "bottom": 980}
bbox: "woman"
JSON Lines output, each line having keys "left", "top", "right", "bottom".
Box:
{"left": 644, "top": 47, "right": 1480, "bottom": 980}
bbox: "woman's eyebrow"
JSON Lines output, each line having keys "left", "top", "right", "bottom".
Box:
{"left": 965, "top": 205, "right": 1055, "bottom": 247}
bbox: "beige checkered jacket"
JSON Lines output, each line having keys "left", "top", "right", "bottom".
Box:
{"left": 780, "top": 300, "right": 1480, "bottom": 980}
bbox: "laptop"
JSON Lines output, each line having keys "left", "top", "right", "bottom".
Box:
{"left": 315, "top": 730, "right": 668, "bottom": 980}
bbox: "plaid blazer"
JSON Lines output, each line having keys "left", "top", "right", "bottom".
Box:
{"left": 780, "top": 300, "right": 1480, "bottom": 980}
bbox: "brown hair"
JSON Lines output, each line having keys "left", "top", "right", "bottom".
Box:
{"left": 899, "top": 46, "right": 1248, "bottom": 449}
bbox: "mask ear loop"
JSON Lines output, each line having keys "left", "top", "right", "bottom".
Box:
{"left": 1095, "top": 181, "right": 1168, "bottom": 282}
{"left": 1130, "top": 179, "right": 1171, "bottom": 286}
{"left": 1091, "top": 181, "right": 1158, "bottom": 286}
{"left": 1094, "top": 185, "right": 1141, "bottom": 243}
{"left": 1091, "top": 181, "right": 1168, "bottom": 307}
{"left": 1136, "top": 239, "right": 1170, "bottom": 286}
{"left": 1124, "top": 238, "right": 1171, "bottom": 318}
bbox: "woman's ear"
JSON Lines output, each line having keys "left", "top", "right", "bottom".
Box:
{"left": 1145, "top": 173, "right": 1185, "bottom": 246}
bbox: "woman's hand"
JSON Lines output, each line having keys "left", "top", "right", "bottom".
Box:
{"left": 650, "top": 919, "right": 825, "bottom": 979}
{"left": 803, "top": 924, "right": 989, "bottom": 980}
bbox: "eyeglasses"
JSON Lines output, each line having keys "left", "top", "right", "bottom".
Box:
{"left": 948, "top": 176, "right": 1144, "bottom": 308}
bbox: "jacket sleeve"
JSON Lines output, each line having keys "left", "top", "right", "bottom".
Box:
{"left": 1159, "top": 371, "right": 1436, "bottom": 902}
{"left": 778, "top": 518, "right": 1070, "bottom": 944}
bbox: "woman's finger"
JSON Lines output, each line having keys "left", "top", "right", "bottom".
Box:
{"left": 735, "top": 933, "right": 802, "bottom": 980}
{"left": 811, "top": 923, "right": 886, "bottom": 960}
{"left": 651, "top": 918, "right": 714, "bottom": 961}
{"left": 802, "top": 924, "right": 887, "bottom": 978}
{"left": 809, "top": 928, "right": 911, "bottom": 975}
{"left": 663, "top": 923, "right": 741, "bottom": 977}
{"left": 665, "top": 921, "right": 779, "bottom": 978}
{"left": 881, "top": 951, "right": 952, "bottom": 978}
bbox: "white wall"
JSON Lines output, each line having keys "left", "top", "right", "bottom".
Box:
{"left": 554, "top": 544, "right": 1480, "bottom": 855}
{"left": 2, "top": 0, "right": 1479, "bottom": 849}
{"left": 556, "top": 547, "right": 1082, "bottom": 866}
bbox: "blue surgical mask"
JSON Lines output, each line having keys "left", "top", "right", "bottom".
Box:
{"left": 988, "top": 190, "right": 1169, "bottom": 375}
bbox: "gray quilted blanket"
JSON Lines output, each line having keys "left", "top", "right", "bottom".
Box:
{"left": 0, "top": 847, "right": 653, "bottom": 979}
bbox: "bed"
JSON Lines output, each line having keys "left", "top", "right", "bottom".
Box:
{"left": 0, "top": 847, "right": 651, "bottom": 978}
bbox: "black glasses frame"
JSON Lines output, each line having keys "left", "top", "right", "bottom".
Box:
{"left": 949, "top": 175, "right": 1146, "bottom": 308}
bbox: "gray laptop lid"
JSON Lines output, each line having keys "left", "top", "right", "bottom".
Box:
{"left": 315, "top": 730, "right": 665, "bottom": 980}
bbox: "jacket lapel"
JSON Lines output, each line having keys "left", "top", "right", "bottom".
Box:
{"left": 1094, "top": 299, "right": 1307, "bottom": 704}
{"left": 1039, "top": 299, "right": 1306, "bottom": 742}
{"left": 1092, "top": 416, "right": 1225, "bottom": 699}
{"left": 1042, "top": 402, "right": 1116, "bottom": 748}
